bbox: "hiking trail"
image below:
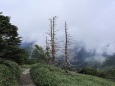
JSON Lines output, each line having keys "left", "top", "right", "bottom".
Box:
{"left": 19, "top": 68, "right": 36, "bottom": 86}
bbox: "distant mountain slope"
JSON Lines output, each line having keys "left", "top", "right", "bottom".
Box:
{"left": 20, "top": 42, "right": 35, "bottom": 57}
{"left": 21, "top": 41, "right": 115, "bottom": 69}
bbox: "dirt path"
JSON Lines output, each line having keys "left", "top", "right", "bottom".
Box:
{"left": 19, "top": 68, "right": 36, "bottom": 86}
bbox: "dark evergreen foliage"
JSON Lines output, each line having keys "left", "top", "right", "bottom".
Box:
{"left": 0, "top": 12, "right": 28, "bottom": 64}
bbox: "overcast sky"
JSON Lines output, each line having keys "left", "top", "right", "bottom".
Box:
{"left": 1, "top": 0, "right": 115, "bottom": 55}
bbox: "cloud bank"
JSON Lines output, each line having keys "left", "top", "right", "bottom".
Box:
{"left": 1, "top": 0, "right": 115, "bottom": 58}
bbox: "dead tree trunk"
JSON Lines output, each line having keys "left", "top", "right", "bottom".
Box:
{"left": 49, "top": 19, "right": 53, "bottom": 64}
{"left": 52, "top": 17, "right": 55, "bottom": 64}
{"left": 49, "top": 16, "right": 57, "bottom": 64}
{"left": 65, "top": 21, "right": 68, "bottom": 72}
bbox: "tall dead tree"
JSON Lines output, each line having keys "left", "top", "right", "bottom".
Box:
{"left": 64, "top": 21, "right": 76, "bottom": 72}
{"left": 49, "top": 16, "right": 57, "bottom": 64}
{"left": 64, "top": 21, "right": 68, "bottom": 72}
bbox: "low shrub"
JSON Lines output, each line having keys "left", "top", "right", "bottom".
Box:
{"left": 30, "top": 63, "right": 67, "bottom": 86}
{"left": 0, "top": 60, "right": 21, "bottom": 86}
{"left": 78, "top": 67, "right": 99, "bottom": 76}
{"left": 30, "top": 63, "right": 115, "bottom": 86}
{"left": 78, "top": 67, "right": 115, "bottom": 81}
{"left": 101, "top": 69, "right": 115, "bottom": 81}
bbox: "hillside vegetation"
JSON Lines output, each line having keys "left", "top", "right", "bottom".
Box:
{"left": 0, "top": 60, "right": 21, "bottom": 86}
{"left": 30, "top": 63, "right": 115, "bottom": 86}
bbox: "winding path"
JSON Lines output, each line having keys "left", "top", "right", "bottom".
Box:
{"left": 19, "top": 68, "right": 36, "bottom": 86}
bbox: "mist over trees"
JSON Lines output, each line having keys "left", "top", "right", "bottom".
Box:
{"left": 68, "top": 42, "right": 115, "bottom": 69}
{"left": 20, "top": 40, "right": 115, "bottom": 69}
{"left": 0, "top": 11, "right": 112, "bottom": 72}
{"left": 19, "top": 14, "right": 115, "bottom": 69}
{"left": 1, "top": 1, "right": 115, "bottom": 85}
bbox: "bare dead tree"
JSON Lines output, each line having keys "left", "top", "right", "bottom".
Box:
{"left": 52, "top": 17, "right": 55, "bottom": 64}
{"left": 48, "top": 16, "right": 58, "bottom": 64}
{"left": 64, "top": 21, "right": 75, "bottom": 72}
{"left": 64, "top": 21, "right": 69, "bottom": 72}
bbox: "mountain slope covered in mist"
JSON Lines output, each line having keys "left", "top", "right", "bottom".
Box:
{"left": 21, "top": 42, "right": 115, "bottom": 69}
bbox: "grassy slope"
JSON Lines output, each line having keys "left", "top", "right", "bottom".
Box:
{"left": 30, "top": 63, "right": 115, "bottom": 86}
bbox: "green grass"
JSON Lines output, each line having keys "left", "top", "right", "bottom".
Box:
{"left": 30, "top": 63, "right": 115, "bottom": 86}
{"left": 0, "top": 60, "right": 21, "bottom": 86}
